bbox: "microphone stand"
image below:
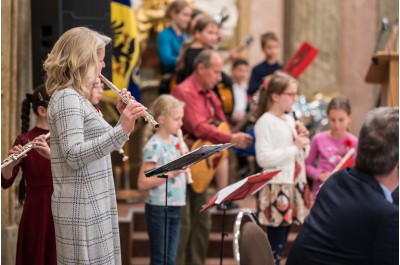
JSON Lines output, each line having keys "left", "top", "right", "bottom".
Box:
{"left": 372, "top": 17, "right": 389, "bottom": 64}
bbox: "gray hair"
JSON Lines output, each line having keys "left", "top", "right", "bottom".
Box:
{"left": 193, "top": 49, "right": 217, "bottom": 69}
{"left": 356, "top": 107, "right": 399, "bottom": 176}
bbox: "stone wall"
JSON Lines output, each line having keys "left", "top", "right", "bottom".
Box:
{"left": 1, "top": 0, "right": 33, "bottom": 263}
{"left": 339, "top": 0, "right": 378, "bottom": 134}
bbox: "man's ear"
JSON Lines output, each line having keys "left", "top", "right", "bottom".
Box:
{"left": 197, "top": 63, "right": 205, "bottom": 75}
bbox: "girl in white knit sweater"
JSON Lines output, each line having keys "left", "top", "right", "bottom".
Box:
{"left": 254, "top": 72, "right": 310, "bottom": 265}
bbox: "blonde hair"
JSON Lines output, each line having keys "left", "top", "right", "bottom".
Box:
{"left": 257, "top": 72, "right": 298, "bottom": 118}
{"left": 143, "top": 94, "right": 185, "bottom": 143}
{"left": 43, "top": 27, "right": 111, "bottom": 96}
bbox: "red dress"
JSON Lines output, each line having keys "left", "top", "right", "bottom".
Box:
{"left": 1, "top": 127, "right": 56, "bottom": 265}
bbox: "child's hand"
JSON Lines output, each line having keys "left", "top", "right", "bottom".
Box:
{"left": 7, "top": 145, "right": 27, "bottom": 164}
{"left": 32, "top": 135, "right": 51, "bottom": 159}
{"left": 167, "top": 169, "right": 188, "bottom": 179}
{"left": 296, "top": 122, "right": 310, "bottom": 137}
{"left": 294, "top": 136, "right": 309, "bottom": 150}
{"left": 2, "top": 145, "right": 27, "bottom": 179}
{"left": 181, "top": 168, "right": 191, "bottom": 175}
{"left": 318, "top": 172, "right": 331, "bottom": 182}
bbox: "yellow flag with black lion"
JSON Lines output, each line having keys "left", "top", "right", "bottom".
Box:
{"left": 109, "top": 0, "right": 141, "bottom": 102}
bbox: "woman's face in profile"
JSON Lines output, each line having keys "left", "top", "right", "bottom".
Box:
{"left": 96, "top": 46, "right": 106, "bottom": 76}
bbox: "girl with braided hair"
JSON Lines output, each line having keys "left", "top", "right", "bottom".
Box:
{"left": 1, "top": 84, "right": 56, "bottom": 265}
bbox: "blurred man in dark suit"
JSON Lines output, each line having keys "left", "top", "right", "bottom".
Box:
{"left": 287, "top": 107, "right": 399, "bottom": 265}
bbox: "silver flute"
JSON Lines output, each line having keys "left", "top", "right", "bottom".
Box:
{"left": 1, "top": 132, "right": 50, "bottom": 170}
{"left": 99, "top": 74, "right": 159, "bottom": 128}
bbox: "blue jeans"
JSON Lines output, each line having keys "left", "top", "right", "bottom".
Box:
{"left": 145, "top": 203, "right": 182, "bottom": 265}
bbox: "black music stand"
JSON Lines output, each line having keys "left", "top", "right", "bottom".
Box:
{"left": 200, "top": 169, "right": 281, "bottom": 265}
{"left": 144, "top": 143, "right": 235, "bottom": 265}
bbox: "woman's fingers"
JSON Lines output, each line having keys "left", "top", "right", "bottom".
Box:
{"left": 126, "top": 102, "right": 147, "bottom": 119}
{"left": 121, "top": 102, "right": 147, "bottom": 134}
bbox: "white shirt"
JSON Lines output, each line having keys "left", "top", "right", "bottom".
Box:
{"left": 379, "top": 183, "right": 394, "bottom": 203}
{"left": 232, "top": 82, "right": 248, "bottom": 118}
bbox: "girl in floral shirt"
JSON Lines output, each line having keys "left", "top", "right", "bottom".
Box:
{"left": 137, "top": 94, "right": 189, "bottom": 265}
{"left": 306, "top": 96, "right": 358, "bottom": 200}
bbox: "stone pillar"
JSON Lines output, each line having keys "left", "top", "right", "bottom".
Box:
{"left": 284, "top": 0, "right": 340, "bottom": 98}
{"left": 1, "top": 0, "right": 19, "bottom": 262}
{"left": 339, "top": 0, "right": 378, "bottom": 134}
{"left": 236, "top": 0, "right": 251, "bottom": 59}
{"left": 1, "top": 0, "right": 32, "bottom": 263}
{"left": 1, "top": 0, "right": 19, "bottom": 228}
{"left": 247, "top": 0, "right": 284, "bottom": 67}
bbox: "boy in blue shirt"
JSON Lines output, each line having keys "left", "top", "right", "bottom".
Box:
{"left": 248, "top": 32, "right": 282, "bottom": 95}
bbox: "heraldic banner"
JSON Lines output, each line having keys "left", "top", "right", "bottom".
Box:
{"left": 109, "top": 0, "right": 141, "bottom": 102}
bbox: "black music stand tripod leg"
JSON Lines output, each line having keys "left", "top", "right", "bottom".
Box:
{"left": 219, "top": 203, "right": 227, "bottom": 265}
{"left": 158, "top": 174, "right": 168, "bottom": 265}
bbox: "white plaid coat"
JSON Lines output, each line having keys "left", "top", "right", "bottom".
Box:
{"left": 48, "top": 88, "right": 129, "bottom": 265}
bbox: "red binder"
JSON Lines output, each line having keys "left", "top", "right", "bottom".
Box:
{"left": 338, "top": 157, "right": 355, "bottom": 170}
{"left": 282, "top": 41, "right": 319, "bottom": 78}
{"left": 200, "top": 169, "right": 281, "bottom": 212}
{"left": 331, "top": 148, "right": 356, "bottom": 173}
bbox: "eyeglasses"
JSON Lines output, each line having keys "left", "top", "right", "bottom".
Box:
{"left": 93, "top": 82, "right": 104, "bottom": 90}
{"left": 281, "top": 92, "right": 298, "bottom": 97}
